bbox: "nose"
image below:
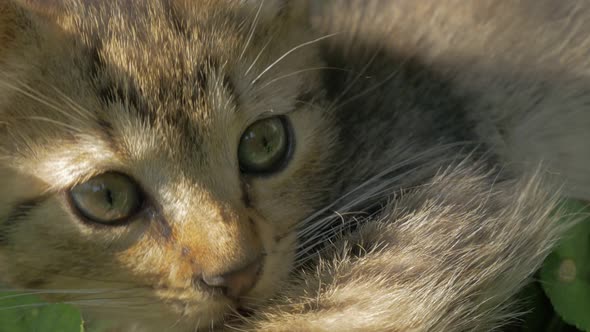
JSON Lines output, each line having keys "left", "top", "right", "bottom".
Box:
{"left": 201, "top": 256, "right": 263, "bottom": 299}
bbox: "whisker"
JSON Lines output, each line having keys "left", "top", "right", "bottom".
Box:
{"left": 244, "top": 33, "right": 276, "bottom": 77}
{"left": 0, "top": 298, "right": 159, "bottom": 312}
{"left": 331, "top": 56, "right": 413, "bottom": 112}
{"left": 290, "top": 143, "right": 465, "bottom": 236}
{"left": 257, "top": 67, "right": 353, "bottom": 91}
{"left": 65, "top": 294, "right": 157, "bottom": 304}
{"left": 294, "top": 218, "right": 363, "bottom": 262}
{"left": 326, "top": 49, "right": 380, "bottom": 112}
{"left": 50, "top": 86, "right": 94, "bottom": 121}
{"left": 296, "top": 211, "right": 368, "bottom": 243}
{"left": 0, "top": 289, "right": 133, "bottom": 300}
{"left": 168, "top": 313, "right": 186, "bottom": 330}
{"left": 239, "top": 0, "right": 265, "bottom": 61}
{"left": 0, "top": 303, "right": 51, "bottom": 312}
{"left": 251, "top": 33, "right": 340, "bottom": 85}
{"left": 5, "top": 260, "right": 139, "bottom": 285}
{"left": 292, "top": 143, "right": 479, "bottom": 264}
{"left": 15, "top": 116, "right": 83, "bottom": 133}
{"left": 0, "top": 79, "right": 88, "bottom": 125}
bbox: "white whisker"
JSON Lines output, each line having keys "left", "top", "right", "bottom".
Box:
{"left": 292, "top": 144, "right": 463, "bottom": 235}
{"left": 0, "top": 303, "right": 51, "bottom": 311}
{"left": 244, "top": 33, "right": 275, "bottom": 76}
{"left": 0, "top": 289, "right": 127, "bottom": 300}
{"left": 239, "top": 0, "right": 265, "bottom": 61}
{"left": 292, "top": 143, "right": 476, "bottom": 264}
{"left": 50, "top": 86, "right": 94, "bottom": 121}
{"left": 0, "top": 79, "right": 88, "bottom": 124}
{"left": 331, "top": 56, "right": 411, "bottom": 112}
{"left": 251, "top": 33, "right": 340, "bottom": 85}
{"left": 257, "top": 67, "right": 352, "bottom": 91}
{"left": 17, "top": 116, "right": 83, "bottom": 133}
{"left": 326, "top": 49, "right": 380, "bottom": 111}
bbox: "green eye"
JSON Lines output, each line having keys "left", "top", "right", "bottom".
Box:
{"left": 238, "top": 116, "right": 292, "bottom": 174}
{"left": 69, "top": 172, "right": 143, "bottom": 225}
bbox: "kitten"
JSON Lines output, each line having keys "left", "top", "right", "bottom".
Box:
{"left": 0, "top": 0, "right": 588, "bottom": 331}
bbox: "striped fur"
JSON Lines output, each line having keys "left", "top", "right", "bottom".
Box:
{"left": 0, "top": 1, "right": 588, "bottom": 331}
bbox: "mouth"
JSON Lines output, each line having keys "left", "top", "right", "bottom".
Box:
{"left": 143, "top": 246, "right": 290, "bottom": 330}
{"left": 156, "top": 259, "right": 265, "bottom": 319}
{"left": 165, "top": 298, "right": 260, "bottom": 331}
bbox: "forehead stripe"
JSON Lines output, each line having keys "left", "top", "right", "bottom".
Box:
{"left": 0, "top": 196, "right": 47, "bottom": 245}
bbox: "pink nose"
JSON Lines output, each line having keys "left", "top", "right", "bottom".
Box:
{"left": 201, "top": 256, "right": 263, "bottom": 299}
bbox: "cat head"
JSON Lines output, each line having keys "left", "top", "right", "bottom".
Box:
{"left": 0, "top": 0, "right": 339, "bottom": 329}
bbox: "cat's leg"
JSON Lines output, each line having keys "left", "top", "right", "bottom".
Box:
{"left": 229, "top": 165, "right": 566, "bottom": 331}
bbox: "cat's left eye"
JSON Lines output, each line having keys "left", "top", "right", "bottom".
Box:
{"left": 69, "top": 172, "right": 143, "bottom": 225}
{"left": 238, "top": 116, "right": 293, "bottom": 174}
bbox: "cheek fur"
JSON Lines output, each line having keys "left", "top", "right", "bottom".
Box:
{"left": 246, "top": 108, "right": 337, "bottom": 228}
{"left": 0, "top": 0, "right": 333, "bottom": 328}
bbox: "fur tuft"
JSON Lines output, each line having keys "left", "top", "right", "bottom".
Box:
{"left": 229, "top": 165, "right": 569, "bottom": 331}
{"left": 0, "top": 1, "right": 588, "bottom": 331}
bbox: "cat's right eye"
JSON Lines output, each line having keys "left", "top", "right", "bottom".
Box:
{"left": 69, "top": 172, "right": 143, "bottom": 225}
{"left": 238, "top": 116, "right": 293, "bottom": 174}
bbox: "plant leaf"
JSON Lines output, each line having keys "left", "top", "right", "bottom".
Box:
{"left": 0, "top": 292, "right": 83, "bottom": 332}
{"left": 540, "top": 200, "right": 590, "bottom": 332}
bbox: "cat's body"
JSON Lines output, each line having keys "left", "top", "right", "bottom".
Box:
{"left": 0, "top": 0, "right": 588, "bottom": 331}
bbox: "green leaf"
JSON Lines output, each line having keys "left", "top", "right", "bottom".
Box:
{"left": 0, "top": 292, "right": 83, "bottom": 332}
{"left": 540, "top": 200, "right": 590, "bottom": 332}
{"left": 29, "top": 304, "right": 84, "bottom": 332}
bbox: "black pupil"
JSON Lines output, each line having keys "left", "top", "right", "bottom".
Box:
{"left": 238, "top": 116, "right": 292, "bottom": 174}
{"left": 262, "top": 137, "right": 271, "bottom": 152}
{"left": 69, "top": 172, "right": 142, "bottom": 225}
{"left": 105, "top": 189, "right": 113, "bottom": 206}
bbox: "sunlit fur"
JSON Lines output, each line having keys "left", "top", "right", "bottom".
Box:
{"left": 0, "top": 0, "right": 588, "bottom": 331}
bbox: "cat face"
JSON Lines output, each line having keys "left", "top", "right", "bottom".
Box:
{"left": 0, "top": 0, "right": 338, "bottom": 329}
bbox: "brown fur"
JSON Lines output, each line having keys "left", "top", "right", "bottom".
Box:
{"left": 232, "top": 167, "right": 566, "bottom": 331}
{"left": 0, "top": 0, "right": 587, "bottom": 331}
